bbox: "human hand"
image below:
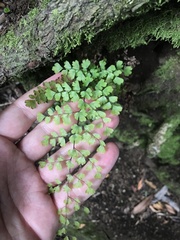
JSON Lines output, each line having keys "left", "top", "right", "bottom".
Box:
{"left": 0, "top": 74, "right": 119, "bottom": 240}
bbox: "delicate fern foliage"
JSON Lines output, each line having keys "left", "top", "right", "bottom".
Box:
{"left": 25, "top": 59, "right": 132, "bottom": 238}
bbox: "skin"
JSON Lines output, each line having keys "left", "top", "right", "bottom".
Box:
{"left": 0, "top": 74, "right": 119, "bottom": 240}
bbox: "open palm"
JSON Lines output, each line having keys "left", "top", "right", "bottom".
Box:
{"left": 0, "top": 74, "right": 119, "bottom": 240}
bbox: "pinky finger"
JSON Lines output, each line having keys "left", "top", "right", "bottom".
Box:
{"left": 53, "top": 142, "right": 119, "bottom": 216}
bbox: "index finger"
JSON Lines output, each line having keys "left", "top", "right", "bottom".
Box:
{"left": 0, "top": 73, "right": 61, "bottom": 141}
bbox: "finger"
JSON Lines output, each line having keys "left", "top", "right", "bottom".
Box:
{"left": 18, "top": 102, "right": 79, "bottom": 161}
{"left": 0, "top": 74, "right": 61, "bottom": 141}
{"left": 53, "top": 142, "right": 119, "bottom": 215}
{"left": 38, "top": 113, "right": 119, "bottom": 183}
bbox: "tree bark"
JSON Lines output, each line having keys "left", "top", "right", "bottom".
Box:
{"left": 0, "top": 0, "right": 169, "bottom": 85}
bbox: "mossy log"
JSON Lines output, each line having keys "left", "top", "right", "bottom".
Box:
{"left": 0, "top": 0, "right": 169, "bottom": 85}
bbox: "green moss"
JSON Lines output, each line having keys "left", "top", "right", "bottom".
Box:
{"left": 112, "top": 128, "right": 141, "bottom": 145}
{"left": 155, "top": 167, "right": 180, "bottom": 196}
{"left": 104, "top": 7, "right": 180, "bottom": 51}
{"left": 154, "top": 54, "right": 180, "bottom": 91}
{"left": 157, "top": 114, "right": 180, "bottom": 165}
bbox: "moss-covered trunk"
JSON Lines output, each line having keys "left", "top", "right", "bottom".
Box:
{"left": 0, "top": 0, "right": 170, "bottom": 85}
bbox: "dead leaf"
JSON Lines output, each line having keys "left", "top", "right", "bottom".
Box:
{"left": 165, "top": 204, "right": 176, "bottom": 215}
{"left": 137, "top": 177, "right": 144, "bottom": 191}
{"left": 152, "top": 202, "right": 164, "bottom": 211}
{"left": 79, "top": 223, "right": 86, "bottom": 229}
{"left": 132, "top": 195, "right": 153, "bottom": 215}
{"left": 145, "top": 179, "right": 157, "bottom": 190}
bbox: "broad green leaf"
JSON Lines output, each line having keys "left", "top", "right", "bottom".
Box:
{"left": 109, "top": 96, "right": 118, "bottom": 103}
{"left": 113, "top": 77, "right": 124, "bottom": 85}
{"left": 107, "top": 65, "right": 116, "bottom": 72}
{"left": 103, "top": 117, "right": 111, "bottom": 123}
{"left": 95, "top": 172, "right": 102, "bottom": 179}
{"left": 86, "top": 162, "right": 93, "bottom": 171}
{"left": 114, "top": 69, "right": 122, "bottom": 76}
{"left": 97, "top": 111, "right": 106, "bottom": 118}
{"left": 90, "top": 69, "right": 99, "bottom": 78}
{"left": 104, "top": 127, "right": 114, "bottom": 136}
{"left": 57, "top": 227, "right": 66, "bottom": 236}
{"left": 62, "top": 114, "right": 71, "bottom": 124}
{"left": 74, "top": 221, "right": 80, "bottom": 228}
{"left": 62, "top": 92, "right": 69, "bottom": 101}
{"left": 112, "top": 105, "right": 123, "bottom": 115}
{"left": 73, "top": 181, "right": 83, "bottom": 188}
{"left": 82, "top": 132, "right": 91, "bottom": 142}
{"left": 124, "top": 66, "right": 132, "bottom": 76}
{"left": 25, "top": 99, "right": 36, "bottom": 109}
{"left": 57, "top": 156, "right": 64, "bottom": 162}
{"left": 52, "top": 63, "right": 62, "bottom": 73}
{"left": 96, "top": 122, "right": 103, "bottom": 128}
{"left": 59, "top": 128, "right": 67, "bottom": 137}
{"left": 58, "top": 137, "right": 66, "bottom": 146}
{"left": 93, "top": 133, "right": 101, "bottom": 139}
{"left": 90, "top": 101, "right": 100, "bottom": 109}
{"left": 68, "top": 149, "right": 79, "bottom": 158}
{"left": 45, "top": 89, "right": 55, "bottom": 100}
{"left": 55, "top": 93, "right": 61, "bottom": 101}
{"left": 71, "top": 124, "right": 83, "bottom": 134}
{"left": 41, "top": 135, "right": 50, "bottom": 146}
{"left": 45, "top": 116, "right": 51, "bottom": 123}
{"left": 64, "top": 61, "right": 71, "bottom": 70}
{"left": 37, "top": 112, "right": 45, "bottom": 122}
{"left": 53, "top": 115, "right": 60, "bottom": 124}
{"left": 116, "top": 60, "right": 123, "bottom": 70}
{"left": 72, "top": 60, "right": 80, "bottom": 70}
{"left": 69, "top": 91, "right": 79, "bottom": 102}
{"left": 95, "top": 79, "right": 107, "bottom": 90}
{"left": 50, "top": 138, "right": 56, "bottom": 147}
{"left": 62, "top": 82, "right": 71, "bottom": 92}
{"left": 63, "top": 185, "right": 71, "bottom": 193}
{"left": 103, "top": 86, "right": 113, "bottom": 96}
{"left": 89, "top": 157, "right": 98, "bottom": 164}
{"left": 54, "top": 185, "right": 60, "bottom": 192}
{"left": 48, "top": 163, "right": 53, "bottom": 170}
{"left": 38, "top": 161, "right": 46, "bottom": 168}
{"left": 74, "top": 203, "right": 80, "bottom": 211}
{"left": 81, "top": 59, "right": 91, "bottom": 69}
{"left": 83, "top": 207, "right": 90, "bottom": 214}
{"left": 97, "top": 145, "right": 106, "bottom": 153}
{"left": 66, "top": 160, "right": 74, "bottom": 169}
{"left": 83, "top": 73, "right": 93, "bottom": 87}
{"left": 63, "top": 104, "right": 72, "bottom": 114}
{"left": 67, "top": 69, "right": 76, "bottom": 79}
{"left": 81, "top": 149, "right": 90, "bottom": 157}
{"left": 77, "top": 70, "right": 85, "bottom": 81}
{"left": 86, "top": 187, "right": 95, "bottom": 195}
{"left": 59, "top": 215, "right": 66, "bottom": 225}
{"left": 86, "top": 180, "right": 93, "bottom": 187}
{"left": 84, "top": 123, "right": 95, "bottom": 132}
{"left": 76, "top": 157, "right": 86, "bottom": 165}
{"left": 92, "top": 90, "right": 102, "bottom": 99}
{"left": 67, "top": 174, "right": 73, "bottom": 182}
{"left": 56, "top": 83, "right": 63, "bottom": 92}
{"left": 106, "top": 72, "right": 114, "bottom": 81}
{"left": 55, "top": 162, "right": 62, "bottom": 170}
{"left": 51, "top": 131, "right": 58, "bottom": 138}
{"left": 72, "top": 81, "right": 80, "bottom": 92}
{"left": 47, "top": 108, "right": 54, "bottom": 116}
{"left": 99, "top": 59, "right": 106, "bottom": 70}
{"left": 55, "top": 105, "right": 62, "bottom": 114}
{"left": 102, "top": 102, "right": 111, "bottom": 110}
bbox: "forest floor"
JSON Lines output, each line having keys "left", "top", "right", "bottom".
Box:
{"left": 0, "top": 1, "right": 180, "bottom": 240}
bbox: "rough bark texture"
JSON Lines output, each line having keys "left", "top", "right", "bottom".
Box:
{"left": 0, "top": 0, "right": 169, "bottom": 85}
